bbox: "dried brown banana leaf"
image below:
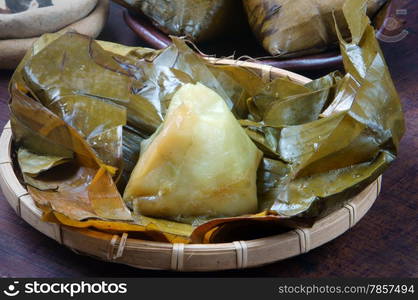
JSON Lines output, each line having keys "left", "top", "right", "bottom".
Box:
{"left": 10, "top": 87, "right": 100, "bottom": 169}
{"left": 40, "top": 208, "right": 190, "bottom": 243}
{"left": 10, "top": 84, "right": 132, "bottom": 221}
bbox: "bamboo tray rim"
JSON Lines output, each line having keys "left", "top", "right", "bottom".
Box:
{"left": 0, "top": 61, "right": 381, "bottom": 272}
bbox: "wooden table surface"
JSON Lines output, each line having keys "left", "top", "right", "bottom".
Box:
{"left": 0, "top": 2, "right": 416, "bottom": 277}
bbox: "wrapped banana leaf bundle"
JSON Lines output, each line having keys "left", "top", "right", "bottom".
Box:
{"left": 244, "top": 0, "right": 387, "bottom": 57}
{"left": 9, "top": 0, "right": 403, "bottom": 244}
{"left": 113, "top": 0, "right": 246, "bottom": 42}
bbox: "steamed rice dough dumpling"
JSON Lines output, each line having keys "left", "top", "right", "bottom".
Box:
{"left": 124, "top": 83, "right": 263, "bottom": 218}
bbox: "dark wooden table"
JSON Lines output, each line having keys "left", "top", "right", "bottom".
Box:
{"left": 0, "top": 2, "right": 416, "bottom": 277}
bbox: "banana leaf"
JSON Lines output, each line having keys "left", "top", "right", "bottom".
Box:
{"left": 113, "top": 0, "right": 246, "bottom": 42}
{"left": 243, "top": 0, "right": 387, "bottom": 57}
{"left": 192, "top": 0, "right": 404, "bottom": 242}
{"left": 41, "top": 209, "right": 190, "bottom": 243}
{"left": 10, "top": 32, "right": 195, "bottom": 241}
{"left": 17, "top": 148, "right": 70, "bottom": 176}
{"left": 9, "top": 0, "right": 404, "bottom": 244}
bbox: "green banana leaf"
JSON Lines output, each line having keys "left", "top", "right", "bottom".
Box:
{"left": 17, "top": 148, "right": 70, "bottom": 177}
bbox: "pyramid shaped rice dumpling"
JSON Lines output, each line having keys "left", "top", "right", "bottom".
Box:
{"left": 124, "top": 83, "right": 263, "bottom": 218}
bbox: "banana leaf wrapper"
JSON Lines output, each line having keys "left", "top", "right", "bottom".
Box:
{"left": 10, "top": 0, "right": 404, "bottom": 244}
{"left": 243, "top": 0, "right": 387, "bottom": 57}
{"left": 10, "top": 33, "right": 195, "bottom": 243}
{"left": 193, "top": 0, "right": 404, "bottom": 242}
{"left": 113, "top": 0, "right": 247, "bottom": 43}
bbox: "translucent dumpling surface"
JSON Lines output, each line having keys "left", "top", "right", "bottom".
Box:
{"left": 123, "top": 83, "right": 263, "bottom": 218}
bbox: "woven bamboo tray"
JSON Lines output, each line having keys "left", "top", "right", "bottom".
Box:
{"left": 0, "top": 60, "right": 381, "bottom": 271}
